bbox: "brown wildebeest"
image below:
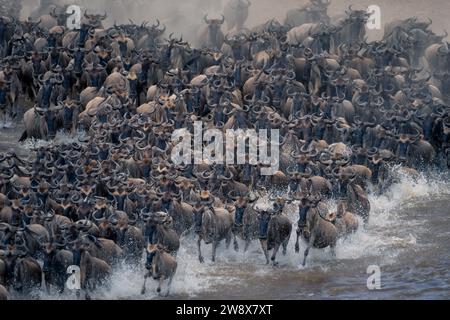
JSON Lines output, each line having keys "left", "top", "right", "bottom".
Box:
{"left": 141, "top": 244, "right": 177, "bottom": 296}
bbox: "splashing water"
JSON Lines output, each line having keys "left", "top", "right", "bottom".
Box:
{"left": 19, "top": 130, "right": 88, "bottom": 151}
{"left": 7, "top": 128, "right": 450, "bottom": 299}
{"left": 28, "top": 169, "right": 450, "bottom": 300}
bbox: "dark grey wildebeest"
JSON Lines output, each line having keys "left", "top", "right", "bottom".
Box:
{"left": 254, "top": 204, "right": 292, "bottom": 265}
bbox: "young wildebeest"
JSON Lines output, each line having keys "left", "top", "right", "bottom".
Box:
{"left": 141, "top": 244, "right": 177, "bottom": 296}
{"left": 326, "top": 210, "right": 359, "bottom": 238}
{"left": 254, "top": 203, "right": 292, "bottom": 266}
{"left": 193, "top": 194, "right": 234, "bottom": 263}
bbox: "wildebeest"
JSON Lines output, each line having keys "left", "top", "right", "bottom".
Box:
{"left": 141, "top": 244, "right": 177, "bottom": 296}
{"left": 41, "top": 238, "right": 73, "bottom": 294}
{"left": 253, "top": 203, "right": 292, "bottom": 265}
{"left": 2, "top": 249, "right": 42, "bottom": 295}
{"left": 198, "top": 15, "right": 225, "bottom": 50}
{"left": 0, "top": 1, "right": 449, "bottom": 300}
{"left": 223, "top": 0, "right": 251, "bottom": 31}
{"left": 193, "top": 194, "right": 233, "bottom": 263}
{"left": 285, "top": 0, "right": 331, "bottom": 28}
{"left": 78, "top": 244, "right": 111, "bottom": 299}
{"left": 295, "top": 198, "right": 338, "bottom": 266}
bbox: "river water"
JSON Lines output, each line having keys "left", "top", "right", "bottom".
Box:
{"left": 2, "top": 125, "right": 449, "bottom": 300}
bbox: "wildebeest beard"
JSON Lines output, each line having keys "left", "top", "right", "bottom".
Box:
{"left": 299, "top": 205, "right": 309, "bottom": 225}
{"left": 234, "top": 206, "right": 245, "bottom": 226}
{"left": 258, "top": 213, "right": 271, "bottom": 239}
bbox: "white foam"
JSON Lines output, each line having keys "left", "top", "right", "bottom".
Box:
{"left": 20, "top": 130, "right": 88, "bottom": 150}
{"left": 21, "top": 168, "right": 450, "bottom": 299}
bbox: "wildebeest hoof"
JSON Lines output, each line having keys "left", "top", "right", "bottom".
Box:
{"left": 295, "top": 244, "right": 300, "bottom": 253}
{"left": 156, "top": 287, "right": 161, "bottom": 294}
{"left": 199, "top": 256, "right": 204, "bottom": 263}
{"left": 141, "top": 288, "right": 146, "bottom": 295}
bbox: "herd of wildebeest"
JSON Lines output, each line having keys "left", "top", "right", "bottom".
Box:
{"left": 0, "top": 0, "right": 449, "bottom": 299}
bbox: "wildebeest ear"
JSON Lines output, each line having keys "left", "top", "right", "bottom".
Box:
{"left": 327, "top": 212, "right": 337, "bottom": 222}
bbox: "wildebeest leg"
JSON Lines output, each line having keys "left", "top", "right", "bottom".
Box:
{"left": 0, "top": 107, "right": 4, "bottom": 127}
{"left": 225, "top": 232, "right": 232, "bottom": 250}
{"left": 197, "top": 237, "right": 204, "bottom": 263}
{"left": 141, "top": 272, "right": 149, "bottom": 295}
{"left": 10, "top": 97, "right": 18, "bottom": 120}
{"left": 260, "top": 239, "right": 270, "bottom": 264}
{"left": 302, "top": 234, "right": 316, "bottom": 267}
{"left": 233, "top": 233, "right": 239, "bottom": 252}
{"left": 271, "top": 243, "right": 281, "bottom": 266}
{"left": 295, "top": 228, "right": 301, "bottom": 253}
{"left": 212, "top": 240, "right": 218, "bottom": 262}
{"left": 330, "top": 243, "right": 336, "bottom": 258}
{"left": 84, "top": 284, "right": 91, "bottom": 300}
{"left": 157, "top": 277, "right": 163, "bottom": 294}
{"left": 44, "top": 273, "right": 50, "bottom": 294}
{"left": 165, "top": 275, "right": 173, "bottom": 297}
{"left": 244, "top": 239, "right": 251, "bottom": 252}
{"left": 282, "top": 237, "right": 289, "bottom": 255}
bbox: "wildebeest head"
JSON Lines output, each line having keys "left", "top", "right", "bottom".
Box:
{"left": 204, "top": 14, "right": 225, "bottom": 48}
{"left": 82, "top": 10, "right": 107, "bottom": 29}
{"left": 345, "top": 5, "right": 370, "bottom": 24}
{"left": 35, "top": 103, "right": 64, "bottom": 140}
{"left": 192, "top": 203, "right": 205, "bottom": 233}
{"left": 49, "top": 7, "right": 71, "bottom": 26}
{"left": 41, "top": 238, "right": 66, "bottom": 273}
{"left": 254, "top": 204, "right": 272, "bottom": 238}
{"left": 204, "top": 14, "right": 225, "bottom": 28}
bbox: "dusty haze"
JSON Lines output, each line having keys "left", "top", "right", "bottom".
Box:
{"left": 18, "top": 0, "right": 450, "bottom": 44}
